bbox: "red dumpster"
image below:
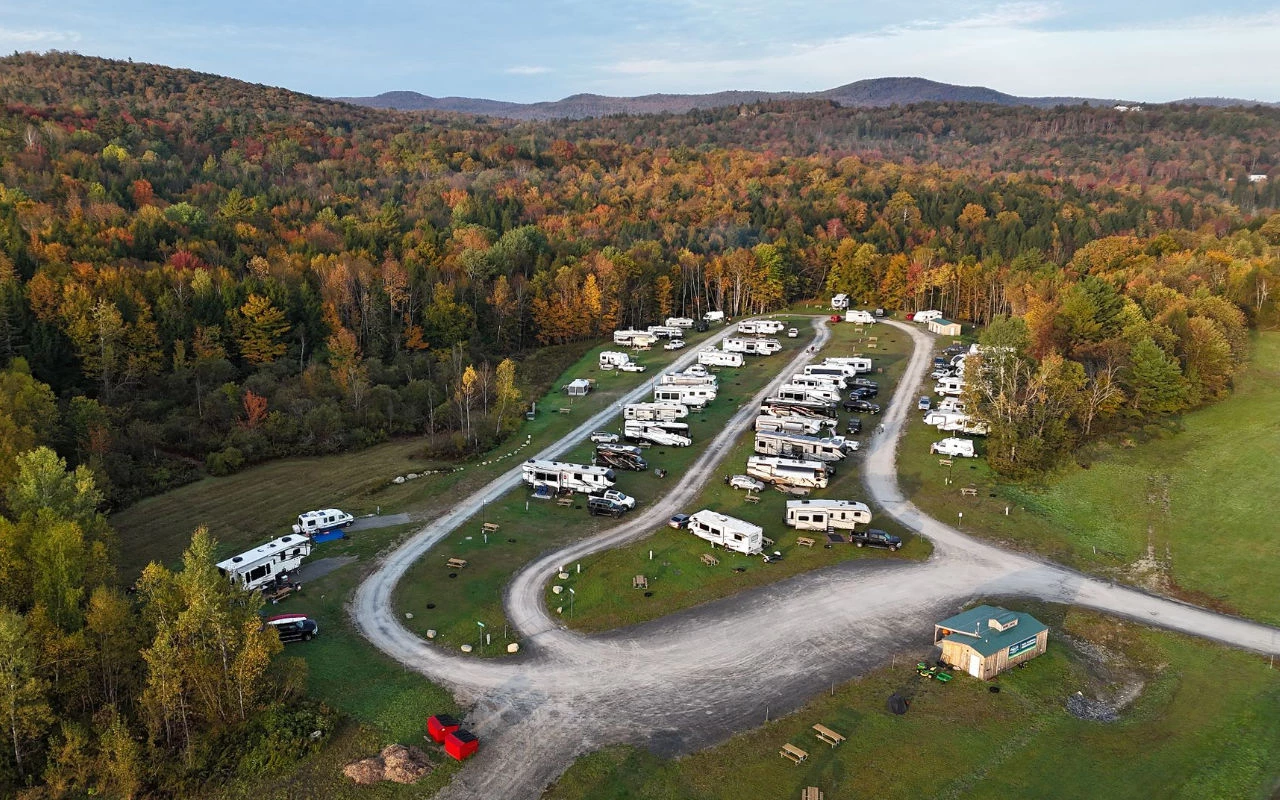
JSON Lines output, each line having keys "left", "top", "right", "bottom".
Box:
{"left": 444, "top": 729, "right": 479, "bottom": 761}
{"left": 427, "top": 714, "right": 461, "bottom": 744}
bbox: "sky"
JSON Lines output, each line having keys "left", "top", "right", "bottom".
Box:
{"left": 3, "top": 1, "right": 1278, "bottom": 103}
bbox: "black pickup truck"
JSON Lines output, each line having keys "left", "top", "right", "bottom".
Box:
{"left": 850, "top": 529, "right": 903, "bottom": 550}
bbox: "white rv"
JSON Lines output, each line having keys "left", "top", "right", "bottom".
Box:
{"left": 217, "top": 535, "right": 313, "bottom": 592}
{"left": 777, "top": 383, "right": 841, "bottom": 405}
{"left": 924, "top": 412, "right": 988, "bottom": 435}
{"left": 613, "top": 329, "right": 658, "bottom": 348}
{"left": 913, "top": 309, "right": 943, "bottom": 324}
{"left": 822, "top": 356, "right": 873, "bottom": 374}
{"left": 846, "top": 310, "right": 877, "bottom": 324}
{"left": 830, "top": 293, "right": 850, "bottom": 310}
{"left": 803, "top": 363, "right": 858, "bottom": 380}
{"left": 937, "top": 398, "right": 965, "bottom": 414}
{"left": 934, "top": 376, "right": 964, "bottom": 397}
{"left": 292, "top": 509, "right": 354, "bottom": 535}
{"left": 736, "top": 320, "right": 760, "bottom": 335}
{"left": 521, "top": 459, "right": 616, "bottom": 494}
{"left": 624, "top": 402, "right": 689, "bottom": 421}
{"left": 754, "top": 431, "right": 847, "bottom": 463}
{"left": 646, "top": 325, "right": 683, "bottom": 339}
{"left": 687, "top": 511, "right": 763, "bottom": 556}
{"left": 723, "top": 338, "right": 782, "bottom": 356}
{"left": 698, "top": 349, "right": 744, "bottom": 368}
{"left": 789, "top": 373, "right": 846, "bottom": 391}
{"left": 785, "top": 499, "right": 872, "bottom": 531}
{"left": 746, "top": 456, "right": 830, "bottom": 489}
{"left": 754, "top": 320, "right": 786, "bottom": 334}
{"left": 761, "top": 397, "right": 838, "bottom": 420}
{"left": 666, "top": 317, "right": 695, "bottom": 328}
{"left": 624, "top": 420, "right": 692, "bottom": 447}
{"left": 599, "top": 351, "right": 631, "bottom": 370}
{"left": 703, "top": 310, "right": 726, "bottom": 323}
{"left": 658, "top": 372, "right": 717, "bottom": 387}
{"left": 654, "top": 384, "right": 715, "bottom": 408}
{"left": 755, "top": 413, "right": 828, "bottom": 435}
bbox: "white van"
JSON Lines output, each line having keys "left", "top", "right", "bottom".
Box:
{"left": 845, "top": 310, "right": 876, "bottom": 324}
{"left": 703, "top": 310, "right": 725, "bottom": 323}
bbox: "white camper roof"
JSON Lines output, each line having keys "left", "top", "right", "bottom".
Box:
{"left": 688, "top": 510, "right": 762, "bottom": 536}
{"left": 216, "top": 534, "right": 309, "bottom": 573}
{"left": 786, "top": 499, "right": 870, "bottom": 513}
{"left": 524, "top": 459, "right": 612, "bottom": 475}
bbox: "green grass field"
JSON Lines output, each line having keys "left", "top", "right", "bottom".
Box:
{"left": 559, "top": 321, "right": 930, "bottom": 632}
{"left": 390, "top": 319, "right": 821, "bottom": 651}
{"left": 110, "top": 326, "right": 721, "bottom": 576}
{"left": 898, "top": 332, "right": 1280, "bottom": 624}
{"left": 544, "top": 606, "right": 1280, "bottom": 800}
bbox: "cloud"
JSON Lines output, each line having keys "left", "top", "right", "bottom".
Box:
{"left": 0, "top": 26, "right": 81, "bottom": 46}
{"left": 505, "top": 65, "right": 552, "bottom": 75}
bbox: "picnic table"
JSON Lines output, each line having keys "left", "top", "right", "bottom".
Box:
{"left": 482, "top": 522, "right": 500, "bottom": 533}
{"left": 633, "top": 575, "right": 648, "bottom": 589}
{"left": 938, "top": 458, "right": 953, "bottom": 467}
{"left": 743, "top": 493, "right": 760, "bottom": 504}
{"left": 960, "top": 485, "right": 978, "bottom": 497}
{"left": 556, "top": 496, "right": 574, "bottom": 507}
{"left": 802, "top": 788, "right": 824, "bottom": 800}
{"left": 446, "top": 557, "right": 468, "bottom": 570}
{"left": 780, "top": 743, "right": 809, "bottom": 764}
{"left": 558, "top": 407, "right": 571, "bottom": 414}
{"left": 701, "top": 553, "right": 720, "bottom": 566}
{"left": 812, "top": 723, "right": 845, "bottom": 747}
{"left": 796, "top": 536, "right": 815, "bottom": 548}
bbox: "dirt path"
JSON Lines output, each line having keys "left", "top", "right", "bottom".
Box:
{"left": 351, "top": 316, "right": 1280, "bottom": 800}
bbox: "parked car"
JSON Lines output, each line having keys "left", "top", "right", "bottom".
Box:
{"left": 846, "top": 416, "right": 863, "bottom": 434}
{"left": 787, "top": 327, "right": 799, "bottom": 338}
{"left": 668, "top": 513, "right": 691, "bottom": 529}
{"left": 930, "top": 368, "right": 954, "bottom": 380}
{"left": 664, "top": 339, "right": 686, "bottom": 350}
{"left": 619, "top": 362, "right": 646, "bottom": 373}
{"left": 598, "top": 489, "right": 636, "bottom": 509}
{"left": 726, "top": 474, "right": 766, "bottom": 492}
{"left": 874, "top": 308, "right": 886, "bottom": 317}
{"left": 850, "top": 529, "right": 902, "bottom": 550}
{"left": 590, "top": 431, "right": 619, "bottom": 444}
{"left": 843, "top": 398, "right": 881, "bottom": 414}
{"left": 918, "top": 396, "right": 932, "bottom": 411}
{"left": 930, "top": 437, "right": 976, "bottom": 458}
{"left": 587, "top": 496, "right": 628, "bottom": 517}
{"left": 849, "top": 386, "right": 877, "bottom": 399}
{"left": 266, "top": 614, "right": 319, "bottom": 644}
{"left": 905, "top": 312, "right": 915, "bottom": 321}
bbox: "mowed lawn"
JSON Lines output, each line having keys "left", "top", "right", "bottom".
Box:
{"left": 392, "top": 320, "right": 819, "bottom": 651}
{"left": 899, "top": 332, "right": 1280, "bottom": 624}
{"left": 109, "top": 326, "right": 720, "bottom": 576}
{"left": 544, "top": 606, "right": 1280, "bottom": 800}
{"left": 561, "top": 320, "right": 928, "bottom": 633}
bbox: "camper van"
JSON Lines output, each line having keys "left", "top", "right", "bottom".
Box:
{"left": 653, "top": 385, "right": 715, "bottom": 410}
{"left": 934, "top": 376, "right": 964, "bottom": 397}
{"left": 830, "top": 293, "right": 850, "bottom": 310}
{"left": 599, "top": 351, "right": 631, "bottom": 370}
{"left": 703, "top": 310, "right": 726, "bottom": 323}
{"left": 754, "top": 431, "right": 847, "bottom": 463}
{"left": 521, "top": 460, "right": 617, "bottom": 494}
{"left": 624, "top": 402, "right": 689, "bottom": 421}
{"left": 658, "top": 372, "right": 717, "bottom": 387}
{"left": 612, "top": 330, "right": 659, "bottom": 348}
{"left": 777, "top": 383, "right": 841, "bottom": 405}
{"left": 217, "top": 535, "right": 313, "bottom": 592}
{"left": 687, "top": 511, "right": 764, "bottom": 556}
{"left": 697, "top": 349, "right": 744, "bottom": 368}
{"left": 822, "top": 356, "right": 873, "bottom": 374}
{"left": 846, "top": 310, "right": 877, "bottom": 324}
{"left": 292, "top": 509, "right": 354, "bottom": 536}
{"left": 761, "top": 397, "right": 838, "bottom": 420}
{"left": 746, "top": 456, "right": 830, "bottom": 489}
{"left": 624, "top": 420, "right": 692, "bottom": 447}
{"left": 754, "top": 413, "right": 828, "bottom": 436}
{"left": 785, "top": 499, "right": 872, "bottom": 531}
{"left": 665, "top": 317, "right": 695, "bottom": 328}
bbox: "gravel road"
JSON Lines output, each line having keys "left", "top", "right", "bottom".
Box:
{"left": 351, "top": 316, "right": 1280, "bottom": 800}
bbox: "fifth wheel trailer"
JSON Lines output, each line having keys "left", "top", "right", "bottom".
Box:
{"left": 776, "top": 383, "right": 841, "bottom": 404}
{"left": 624, "top": 402, "right": 689, "bottom": 421}
{"left": 754, "top": 431, "right": 847, "bottom": 463}
{"left": 761, "top": 397, "right": 838, "bottom": 419}
{"left": 785, "top": 499, "right": 872, "bottom": 531}
{"left": 216, "top": 535, "right": 313, "bottom": 592}
{"left": 658, "top": 372, "right": 717, "bottom": 387}
{"left": 822, "top": 356, "right": 873, "bottom": 374}
{"left": 521, "top": 460, "right": 617, "bottom": 494}
{"left": 687, "top": 510, "right": 764, "bottom": 556}
{"left": 754, "top": 413, "right": 828, "bottom": 435}
{"left": 624, "top": 420, "right": 692, "bottom": 447}
{"left": 746, "top": 456, "right": 830, "bottom": 489}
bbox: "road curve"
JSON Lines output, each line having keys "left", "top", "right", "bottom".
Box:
{"left": 350, "top": 316, "right": 1280, "bottom": 800}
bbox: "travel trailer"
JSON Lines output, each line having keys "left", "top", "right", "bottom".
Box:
{"left": 754, "top": 320, "right": 786, "bottom": 334}
{"left": 658, "top": 372, "right": 717, "bottom": 387}
{"left": 754, "top": 431, "right": 847, "bottom": 463}
{"left": 761, "top": 397, "right": 838, "bottom": 420}
{"left": 598, "top": 351, "right": 631, "bottom": 370}
{"left": 754, "top": 413, "right": 829, "bottom": 435}
{"left": 593, "top": 444, "right": 649, "bottom": 471}
{"left": 736, "top": 320, "right": 761, "bottom": 335}
{"left": 912, "top": 310, "right": 943, "bottom": 324}
{"left": 687, "top": 511, "right": 764, "bottom": 556}
{"left": 802, "top": 363, "right": 859, "bottom": 380}
{"left": 624, "top": 420, "right": 692, "bottom": 447}
{"left": 822, "top": 356, "right": 873, "bottom": 374}
{"left": 521, "top": 460, "right": 617, "bottom": 493}
{"left": 776, "top": 383, "right": 841, "bottom": 405}
{"left": 645, "top": 325, "right": 684, "bottom": 339}
{"left": 723, "top": 337, "right": 782, "bottom": 355}
{"left": 697, "top": 349, "right": 744, "bottom": 368}
{"left": 624, "top": 402, "right": 689, "bottom": 421}
{"left": 785, "top": 499, "right": 872, "bottom": 531}
{"left": 830, "top": 293, "right": 850, "bottom": 310}
{"left": 789, "top": 373, "right": 847, "bottom": 391}
{"left": 665, "top": 317, "right": 695, "bottom": 328}
{"left": 845, "top": 310, "right": 877, "bottom": 324}
{"left": 934, "top": 376, "right": 964, "bottom": 397}
{"left": 653, "top": 384, "right": 717, "bottom": 406}
{"left": 937, "top": 398, "right": 965, "bottom": 414}
{"left": 216, "top": 535, "right": 313, "bottom": 592}
{"left": 746, "top": 455, "right": 830, "bottom": 489}
{"left": 612, "top": 329, "right": 659, "bottom": 348}
{"left": 291, "top": 509, "right": 354, "bottom": 536}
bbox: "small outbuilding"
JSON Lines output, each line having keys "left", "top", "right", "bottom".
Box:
{"left": 934, "top": 605, "right": 1048, "bottom": 680}
{"left": 927, "top": 318, "right": 963, "bottom": 337}
{"left": 564, "top": 379, "right": 592, "bottom": 397}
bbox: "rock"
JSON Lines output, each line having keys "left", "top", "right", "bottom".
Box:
{"left": 461, "top": 644, "right": 473, "bottom": 653}
{"left": 393, "top": 476, "right": 406, "bottom": 484}
{"left": 558, "top": 572, "right": 570, "bottom": 580}
{"left": 406, "top": 473, "right": 420, "bottom": 480}
{"left": 404, "top": 612, "right": 414, "bottom": 619}
{"left": 552, "top": 585, "right": 563, "bottom": 594}
{"left": 426, "top": 629, "right": 436, "bottom": 639}
{"left": 507, "top": 642, "right": 519, "bottom": 653}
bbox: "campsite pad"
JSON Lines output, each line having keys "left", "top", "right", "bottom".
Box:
{"left": 826, "top": 532, "right": 847, "bottom": 543}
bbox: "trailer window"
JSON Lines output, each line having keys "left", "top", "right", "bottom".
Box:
{"left": 247, "top": 564, "right": 271, "bottom": 582}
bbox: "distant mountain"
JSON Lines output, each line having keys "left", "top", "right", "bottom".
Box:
{"left": 336, "top": 77, "right": 1275, "bottom": 119}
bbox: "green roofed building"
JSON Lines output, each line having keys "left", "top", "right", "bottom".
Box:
{"left": 933, "top": 605, "right": 1048, "bottom": 680}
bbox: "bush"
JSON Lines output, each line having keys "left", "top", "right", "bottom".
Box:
{"left": 206, "top": 446, "right": 245, "bottom": 476}
{"left": 234, "top": 701, "right": 338, "bottom": 777}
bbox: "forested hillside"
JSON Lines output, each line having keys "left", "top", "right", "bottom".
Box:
{"left": 0, "top": 51, "right": 1277, "bottom": 509}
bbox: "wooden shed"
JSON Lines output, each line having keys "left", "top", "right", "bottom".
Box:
{"left": 934, "top": 605, "right": 1048, "bottom": 680}
{"left": 927, "top": 318, "right": 963, "bottom": 337}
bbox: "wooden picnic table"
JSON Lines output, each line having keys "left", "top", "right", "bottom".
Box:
{"left": 482, "top": 522, "right": 500, "bottom": 533}
{"left": 556, "top": 496, "right": 574, "bottom": 507}
{"left": 701, "top": 553, "right": 719, "bottom": 566}
{"left": 812, "top": 723, "right": 845, "bottom": 747}
{"left": 780, "top": 743, "right": 809, "bottom": 764}
{"left": 633, "top": 575, "right": 648, "bottom": 589}
{"left": 960, "top": 485, "right": 978, "bottom": 497}
{"left": 743, "top": 493, "right": 760, "bottom": 504}
{"left": 796, "top": 536, "right": 815, "bottom": 548}
{"left": 558, "top": 407, "right": 571, "bottom": 414}
{"left": 446, "top": 557, "right": 468, "bottom": 570}
{"left": 938, "top": 458, "right": 953, "bottom": 467}
{"left": 802, "top": 788, "right": 824, "bottom": 800}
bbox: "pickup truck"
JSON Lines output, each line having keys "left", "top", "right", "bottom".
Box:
{"left": 850, "top": 529, "right": 902, "bottom": 550}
